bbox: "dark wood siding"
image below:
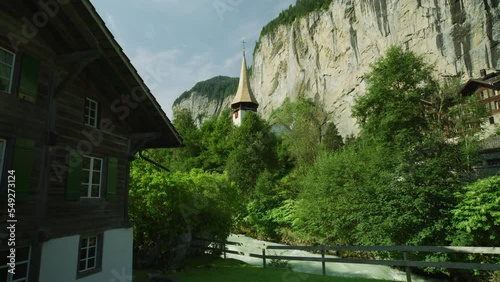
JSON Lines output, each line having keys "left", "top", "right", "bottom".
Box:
{"left": 0, "top": 5, "right": 133, "bottom": 248}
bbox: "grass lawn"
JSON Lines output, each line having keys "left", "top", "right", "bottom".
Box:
{"left": 135, "top": 255, "right": 393, "bottom": 282}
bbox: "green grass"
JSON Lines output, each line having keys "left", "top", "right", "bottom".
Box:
{"left": 143, "top": 255, "right": 393, "bottom": 282}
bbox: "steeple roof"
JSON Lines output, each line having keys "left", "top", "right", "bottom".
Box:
{"left": 231, "top": 51, "right": 259, "bottom": 107}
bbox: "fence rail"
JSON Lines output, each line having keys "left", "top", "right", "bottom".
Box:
{"left": 192, "top": 237, "right": 500, "bottom": 282}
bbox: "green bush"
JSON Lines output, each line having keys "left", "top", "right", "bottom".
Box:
{"left": 129, "top": 160, "right": 239, "bottom": 265}
{"left": 452, "top": 176, "right": 500, "bottom": 246}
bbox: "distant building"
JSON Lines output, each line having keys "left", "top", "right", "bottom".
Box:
{"left": 460, "top": 69, "right": 500, "bottom": 177}
{"left": 231, "top": 50, "right": 258, "bottom": 126}
{"left": 460, "top": 69, "right": 500, "bottom": 135}
{"left": 0, "top": 1, "right": 182, "bottom": 281}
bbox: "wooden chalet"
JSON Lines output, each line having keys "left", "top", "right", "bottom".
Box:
{"left": 460, "top": 69, "right": 500, "bottom": 176}
{"left": 0, "top": 1, "right": 182, "bottom": 281}
{"left": 460, "top": 69, "right": 500, "bottom": 127}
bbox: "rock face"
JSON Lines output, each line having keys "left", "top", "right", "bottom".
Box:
{"left": 172, "top": 76, "right": 238, "bottom": 126}
{"left": 251, "top": 0, "right": 500, "bottom": 137}
{"left": 173, "top": 93, "right": 232, "bottom": 126}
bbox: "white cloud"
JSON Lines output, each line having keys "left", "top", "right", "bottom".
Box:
{"left": 104, "top": 12, "right": 126, "bottom": 47}
{"left": 130, "top": 47, "right": 241, "bottom": 118}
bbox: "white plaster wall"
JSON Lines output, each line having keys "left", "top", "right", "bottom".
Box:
{"left": 38, "top": 227, "right": 133, "bottom": 282}
{"left": 232, "top": 109, "right": 247, "bottom": 126}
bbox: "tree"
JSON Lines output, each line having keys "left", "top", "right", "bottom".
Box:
{"left": 171, "top": 108, "right": 203, "bottom": 171}
{"left": 271, "top": 97, "right": 329, "bottom": 168}
{"left": 226, "top": 111, "right": 278, "bottom": 192}
{"left": 352, "top": 45, "right": 439, "bottom": 148}
{"left": 322, "top": 122, "right": 344, "bottom": 151}
{"left": 294, "top": 46, "right": 482, "bottom": 249}
{"left": 199, "top": 109, "right": 233, "bottom": 172}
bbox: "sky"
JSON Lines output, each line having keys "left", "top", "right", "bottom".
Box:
{"left": 92, "top": 0, "right": 296, "bottom": 119}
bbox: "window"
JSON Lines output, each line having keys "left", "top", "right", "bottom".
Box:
{"left": 84, "top": 98, "right": 99, "bottom": 127}
{"left": 78, "top": 235, "right": 102, "bottom": 275}
{"left": 0, "top": 139, "right": 5, "bottom": 181}
{"left": 487, "top": 159, "right": 500, "bottom": 167}
{"left": 0, "top": 246, "right": 31, "bottom": 282}
{"left": 0, "top": 48, "right": 15, "bottom": 94}
{"left": 66, "top": 151, "right": 117, "bottom": 202}
{"left": 81, "top": 156, "right": 102, "bottom": 198}
{"left": 489, "top": 116, "right": 495, "bottom": 124}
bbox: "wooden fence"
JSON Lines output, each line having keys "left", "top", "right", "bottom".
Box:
{"left": 192, "top": 237, "right": 500, "bottom": 282}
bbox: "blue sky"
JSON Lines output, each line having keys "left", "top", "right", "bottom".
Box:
{"left": 92, "top": 0, "right": 295, "bottom": 118}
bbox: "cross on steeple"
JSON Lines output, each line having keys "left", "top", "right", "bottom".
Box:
{"left": 242, "top": 37, "right": 246, "bottom": 52}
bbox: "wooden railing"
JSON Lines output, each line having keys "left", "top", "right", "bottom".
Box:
{"left": 192, "top": 237, "right": 500, "bottom": 282}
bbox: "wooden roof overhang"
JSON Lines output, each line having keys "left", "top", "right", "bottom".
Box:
{"left": 460, "top": 73, "right": 500, "bottom": 95}
{"left": 2, "top": 0, "right": 182, "bottom": 150}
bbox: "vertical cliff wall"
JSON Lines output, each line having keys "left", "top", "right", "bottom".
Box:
{"left": 251, "top": 0, "right": 500, "bottom": 136}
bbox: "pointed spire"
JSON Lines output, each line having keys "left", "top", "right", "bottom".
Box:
{"left": 231, "top": 50, "right": 258, "bottom": 107}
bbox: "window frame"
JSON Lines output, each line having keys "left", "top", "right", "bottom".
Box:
{"left": 84, "top": 98, "right": 99, "bottom": 128}
{"left": 80, "top": 156, "right": 103, "bottom": 199}
{"left": 0, "top": 46, "right": 16, "bottom": 95}
{"left": 0, "top": 246, "right": 31, "bottom": 282}
{"left": 77, "top": 234, "right": 103, "bottom": 278}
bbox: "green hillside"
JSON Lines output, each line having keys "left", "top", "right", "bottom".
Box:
{"left": 173, "top": 75, "right": 239, "bottom": 106}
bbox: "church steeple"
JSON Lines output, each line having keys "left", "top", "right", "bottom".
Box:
{"left": 231, "top": 40, "right": 258, "bottom": 126}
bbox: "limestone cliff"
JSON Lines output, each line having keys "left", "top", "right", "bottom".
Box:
{"left": 172, "top": 76, "right": 238, "bottom": 126}
{"left": 251, "top": 0, "right": 500, "bottom": 137}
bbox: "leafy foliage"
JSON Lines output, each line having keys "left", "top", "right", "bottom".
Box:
{"left": 129, "top": 159, "right": 238, "bottom": 265}
{"left": 294, "top": 46, "right": 481, "bottom": 251}
{"left": 199, "top": 110, "right": 234, "bottom": 172}
{"left": 452, "top": 176, "right": 500, "bottom": 246}
{"left": 322, "top": 122, "right": 344, "bottom": 151}
{"left": 226, "top": 111, "right": 278, "bottom": 192}
{"left": 271, "top": 97, "right": 329, "bottom": 169}
{"left": 352, "top": 46, "right": 439, "bottom": 148}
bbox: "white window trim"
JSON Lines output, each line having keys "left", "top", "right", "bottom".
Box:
{"left": 81, "top": 156, "right": 102, "bottom": 198}
{"left": 0, "top": 138, "right": 6, "bottom": 181}
{"left": 84, "top": 98, "right": 99, "bottom": 128}
{"left": 0, "top": 246, "right": 31, "bottom": 282}
{"left": 0, "top": 47, "right": 16, "bottom": 94}
{"left": 78, "top": 235, "right": 99, "bottom": 272}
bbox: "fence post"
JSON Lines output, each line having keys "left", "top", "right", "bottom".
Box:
{"left": 262, "top": 249, "right": 266, "bottom": 268}
{"left": 223, "top": 242, "right": 226, "bottom": 259}
{"left": 321, "top": 245, "right": 326, "bottom": 276}
{"left": 403, "top": 252, "right": 412, "bottom": 282}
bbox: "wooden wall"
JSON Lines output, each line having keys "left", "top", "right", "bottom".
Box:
{"left": 0, "top": 5, "right": 133, "bottom": 250}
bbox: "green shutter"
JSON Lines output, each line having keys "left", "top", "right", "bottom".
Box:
{"left": 18, "top": 54, "right": 40, "bottom": 103}
{"left": 106, "top": 157, "right": 118, "bottom": 201}
{"left": 13, "top": 138, "right": 34, "bottom": 201}
{"left": 66, "top": 150, "right": 82, "bottom": 201}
